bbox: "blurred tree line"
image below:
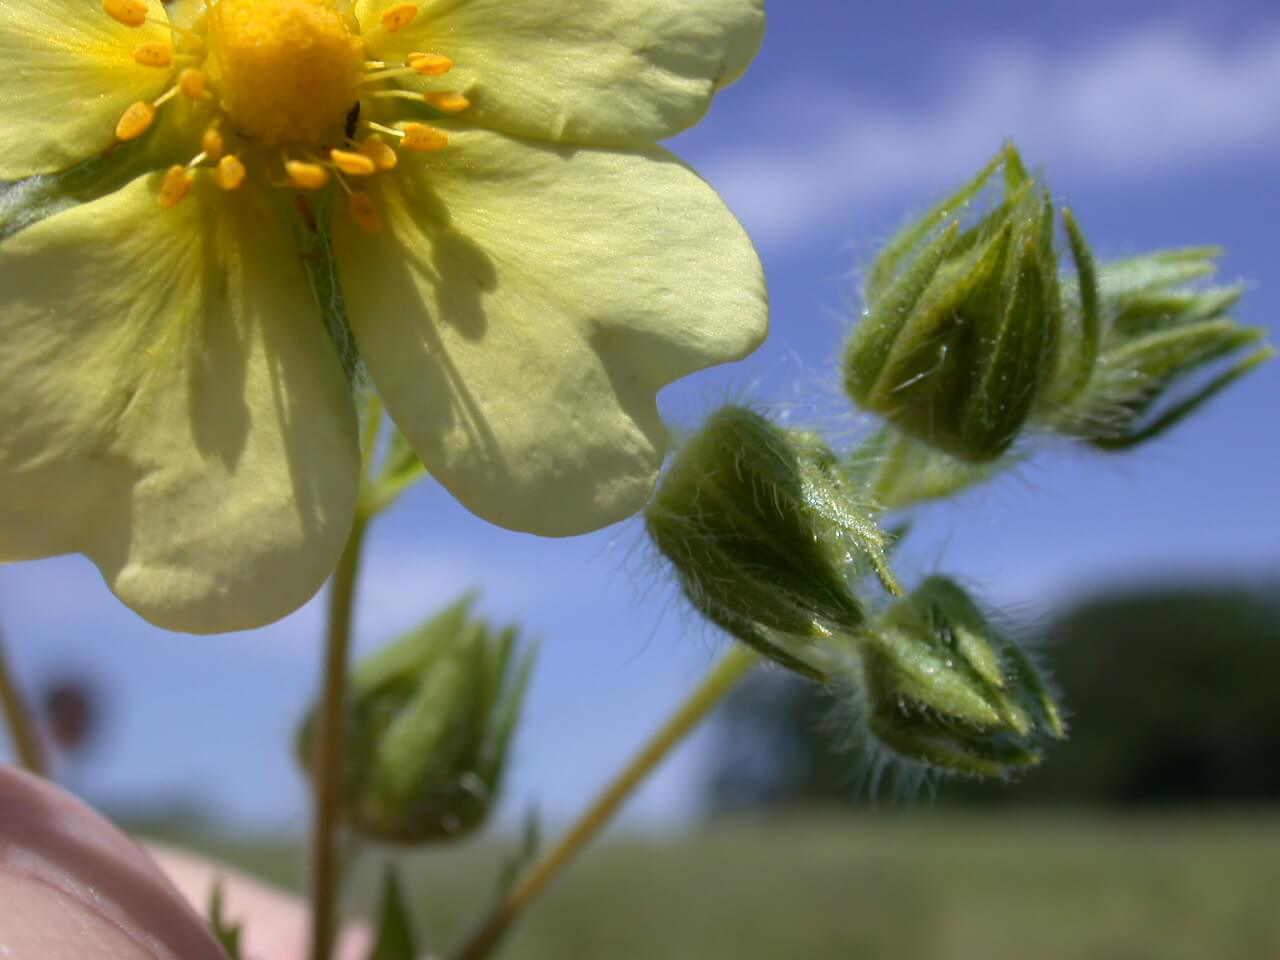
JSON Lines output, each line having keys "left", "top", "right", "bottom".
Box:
{"left": 706, "top": 581, "right": 1280, "bottom": 810}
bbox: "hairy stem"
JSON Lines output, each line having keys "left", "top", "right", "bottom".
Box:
{"left": 309, "top": 396, "right": 388, "bottom": 960}
{"left": 0, "top": 624, "right": 45, "bottom": 775}
{"left": 308, "top": 510, "right": 368, "bottom": 960}
{"left": 448, "top": 645, "right": 759, "bottom": 960}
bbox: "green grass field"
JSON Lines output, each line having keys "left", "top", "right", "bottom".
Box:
{"left": 183, "top": 813, "right": 1280, "bottom": 960}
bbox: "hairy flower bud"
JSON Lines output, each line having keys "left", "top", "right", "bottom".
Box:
{"left": 852, "top": 576, "right": 1064, "bottom": 777}
{"left": 297, "top": 596, "right": 532, "bottom": 844}
{"left": 1045, "top": 245, "right": 1273, "bottom": 448}
{"left": 646, "top": 406, "right": 899, "bottom": 681}
{"left": 844, "top": 144, "right": 1064, "bottom": 463}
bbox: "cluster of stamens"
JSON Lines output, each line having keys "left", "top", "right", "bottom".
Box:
{"left": 103, "top": 0, "right": 471, "bottom": 232}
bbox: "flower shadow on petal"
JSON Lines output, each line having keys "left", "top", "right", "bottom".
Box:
{"left": 365, "top": 180, "right": 507, "bottom": 471}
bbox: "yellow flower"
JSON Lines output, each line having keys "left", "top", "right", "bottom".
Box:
{"left": 0, "top": 0, "right": 767, "bottom": 632}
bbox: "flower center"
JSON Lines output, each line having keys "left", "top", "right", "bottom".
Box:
{"left": 103, "top": 0, "right": 475, "bottom": 230}
{"left": 205, "top": 0, "right": 364, "bottom": 146}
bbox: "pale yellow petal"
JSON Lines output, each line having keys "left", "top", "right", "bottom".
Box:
{"left": 357, "top": 0, "right": 764, "bottom": 146}
{"left": 0, "top": 176, "right": 359, "bottom": 633}
{"left": 0, "top": 0, "right": 172, "bottom": 179}
{"left": 333, "top": 128, "right": 766, "bottom": 536}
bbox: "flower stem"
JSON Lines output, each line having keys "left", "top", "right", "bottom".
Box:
{"left": 308, "top": 510, "right": 368, "bottom": 960}
{"left": 0, "top": 623, "right": 45, "bottom": 776}
{"left": 447, "top": 645, "right": 759, "bottom": 960}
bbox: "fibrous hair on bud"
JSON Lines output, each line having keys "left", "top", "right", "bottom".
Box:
{"left": 844, "top": 142, "right": 1066, "bottom": 465}
{"left": 820, "top": 576, "right": 1066, "bottom": 785}
{"left": 1040, "top": 244, "right": 1273, "bottom": 449}
{"left": 645, "top": 405, "right": 902, "bottom": 682}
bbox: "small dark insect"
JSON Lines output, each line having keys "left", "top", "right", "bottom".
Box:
{"left": 345, "top": 101, "right": 361, "bottom": 141}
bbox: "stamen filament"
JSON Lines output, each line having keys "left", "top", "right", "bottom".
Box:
{"left": 360, "top": 67, "right": 419, "bottom": 83}
{"left": 371, "top": 89, "right": 470, "bottom": 113}
{"left": 153, "top": 85, "right": 181, "bottom": 109}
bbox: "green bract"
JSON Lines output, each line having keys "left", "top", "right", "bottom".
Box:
{"left": 0, "top": 0, "right": 768, "bottom": 632}
{"left": 297, "top": 596, "right": 532, "bottom": 845}
{"left": 844, "top": 145, "right": 1064, "bottom": 464}
{"left": 854, "top": 577, "right": 1064, "bottom": 777}
{"left": 1046, "top": 246, "right": 1273, "bottom": 449}
{"left": 646, "top": 406, "right": 899, "bottom": 681}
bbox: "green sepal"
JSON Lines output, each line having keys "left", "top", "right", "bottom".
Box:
{"left": 845, "top": 145, "right": 1063, "bottom": 463}
{"left": 207, "top": 881, "right": 243, "bottom": 960}
{"left": 367, "top": 866, "right": 419, "bottom": 960}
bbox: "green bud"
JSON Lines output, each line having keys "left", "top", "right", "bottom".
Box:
{"left": 1046, "top": 245, "right": 1273, "bottom": 448}
{"left": 646, "top": 406, "right": 900, "bottom": 682}
{"left": 297, "top": 596, "right": 533, "bottom": 845}
{"left": 844, "top": 144, "right": 1063, "bottom": 463}
{"left": 852, "top": 576, "right": 1064, "bottom": 777}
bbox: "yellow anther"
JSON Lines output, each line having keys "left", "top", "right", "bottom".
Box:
{"left": 330, "top": 149, "right": 377, "bottom": 176}
{"left": 157, "top": 165, "right": 193, "bottom": 209}
{"left": 348, "top": 191, "right": 383, "bottom": 234}
{"left": 401, "top": 123, "right": 448, "bottom": 152}
{"left": 103, "top": 0, "right": 147, "bottom": 28}
{"left": 425, "top": 91, "right": 470, "bottom": 113}
{"left": 132, "top": 41, "right": 171, "bottom": 67}
{"left": 216, "top": 155, "right": 247, "bottom": 191}
{"left": 407, "top": 53, "right": 453, "bottom": 76}
{"left": 360, "top": 135, "right": 398, "bottom": 171}
{"left": 379, "top": 3, "right": 418, "bottom": 31}
{"left": 201, "top": 125, "right": 225, "bottom": 161}
{"left": 286, "top": 160, "right": 330, "bottom": 190}
{"left": 179, "top": 68, "right": 206, "bottom": 99}
{"left": 115, "top": 101, "right": 156, "bottom": 141}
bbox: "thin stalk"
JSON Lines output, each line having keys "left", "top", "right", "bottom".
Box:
{"left": 308, "top": 510, "right": 368, "bottom": 960}
{"left": 0, "top": 625, "right": 45, "bottom": 775}
{"left": 448, "top": 646, "right": 759, "bottom": 960}
{"left": 309, "top": 398, "right": 382, "bottom": 960}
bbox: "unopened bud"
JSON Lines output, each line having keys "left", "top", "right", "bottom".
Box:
{"left": 646, "top": 406, "right": 899, "bottom": 681}
{"left": 844, "top": 143, "right": 1063, "bottom": 463}
{"left": 852, "top": 576, "right": 1064, "bottom": 777}
{"left": 297, "top": 596, "right": 532, "bottom": 844}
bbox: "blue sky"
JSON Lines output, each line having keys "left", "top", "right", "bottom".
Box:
{"left": 3, "top": 0, "right": 1278, "bottom": 837}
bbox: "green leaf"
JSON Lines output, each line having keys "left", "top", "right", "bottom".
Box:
{"left": 368, "top": 866, "right": 419, "bottom": 960}
{"left": 208, "top": 880, "right": 243, "bottom": 960}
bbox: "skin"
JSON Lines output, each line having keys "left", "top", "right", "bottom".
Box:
{"left": 0, "top": 765, "right": 371, "bottom": 960}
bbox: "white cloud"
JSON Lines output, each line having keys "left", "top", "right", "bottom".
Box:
{"left": 707, "top": 25, "right": 1280, "bottom": 249}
